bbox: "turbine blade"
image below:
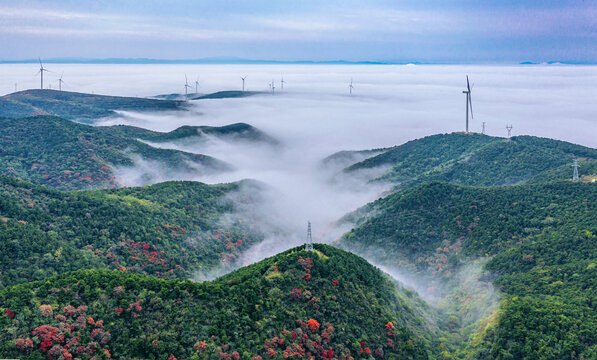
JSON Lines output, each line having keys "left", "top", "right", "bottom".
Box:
{"left": 468, "top": 94, "right": 474, "bottom": 119}
{"left": 466, "top": 75, "right": 471, "bottom": 92}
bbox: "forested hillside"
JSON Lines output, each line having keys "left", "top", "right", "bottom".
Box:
{"left": 0, "top": 176, "right": 261, "bottom": 288}
{"left": 102, "top": 122, "right": 279, "bottom": 145}
{"left": 0, "top": 89, "right": 185, "bottom": 122}
{"left": 0, "top": 245, "right": 436, "bottom": 360}
{"left": 341, "top": 133, "right": 597, "bottom": 188}
{"left": 0, "top": 116, "right": 230, "bottom": 190}
{"left": 337, "top": 181, "right": 597, "bottom": 359}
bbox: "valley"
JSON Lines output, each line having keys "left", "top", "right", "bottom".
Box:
{"left": 0, "top": 65, "right": 596, "bottom": 359}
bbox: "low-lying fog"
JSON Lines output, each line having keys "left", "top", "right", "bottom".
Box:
{"left": 3, "top": 63, "right": 596, "bottom": 277}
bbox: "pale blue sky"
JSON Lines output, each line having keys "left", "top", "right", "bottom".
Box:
{"left": 0, "top": 0, "right": 595, "bottom": 63}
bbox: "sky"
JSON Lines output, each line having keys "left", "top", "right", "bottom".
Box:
{"left": 0, "top": 0, "right": 596, "bottom": 63}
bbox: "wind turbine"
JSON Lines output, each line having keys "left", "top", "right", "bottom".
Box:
{"left": 194, "top": 77, "right": 199, "bottom": 94}
{"left": 58, "top": 72, "right": 65, "bottom": 91}
{"left": 184, "top": 75, "right": 192, "bottom": 99}
{"left": 36, "top": 58, "right": 50, "bottom": 89}
{"left": 271, "top": 79, "right": 275, "bottom": 95}
{"left": 280, "top": 76, "right": 285, "bottom": 90}
{"left": 462, "top": 75, "right": 474, "bottom": 133}
{"left": 349, "top": 78, "right": 354, "bottom": 95}
{"left": 241, "top": 75, "right": 247, "bottom": 93}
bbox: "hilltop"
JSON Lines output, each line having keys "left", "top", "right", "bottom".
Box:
{"left": 191, "top": 90, "right": 265, "bottom": 100}
{"left": 0, "top": 89, "right": 186, "bottom": 122}
{"left": 338, "top": 133, "right": 597, "bottom": 188}
{"left": 0, "top": 176, "right": 263, "bottom": 288}
{"left": 103, "top": 122, "right": 279, "bottom": 146}
{"left": 154, "top": 90, "right": 264, "bottom": 101}
{"left": 0, "top": 115, "right": 231, "bottom": 190}
{"left": 0, "top": 244, "right": 435, "bottom": 359}
{"left": 337, "top": 181, "right": 597, "bottom": 358}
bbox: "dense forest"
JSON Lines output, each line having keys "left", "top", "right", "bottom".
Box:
{"left": 341, "top": 133, "right": 597, "bottom": 188}
{"left": 0, "top": 176, "right": 262, "bottom": 288}
{"left": 338, "top": 181, "right": 597, "bottom": 359}
{"left": 0, "top": 244, "right": 436, "bottom": 359}
{"left": 1, "top": 103, "right": 596, "bottom": 360}
{"left": 0, "top": 116, "right": 231, "bottom": 190}
{"left": 0, "top": 89, "right": 185, "bottom": 122}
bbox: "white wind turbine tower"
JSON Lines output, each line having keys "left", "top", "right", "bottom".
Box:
{"left": 194, "top": 77, "right": 199, "bottom": 94}
{"left": 280, "top": 76, "right": 285, "bottom": 90}
{"left": 184, "top": 75, "right": 192, "bottom": 99}
{"left": 462, "top": 75, "right": 474, "bottom": 133}
{"left": 349, "top": 78, "right": 354, "bottom": 95}
{"left": 36, "top": 58, "right": 51, "bottom": 89}
{"left": 271, "top": 79, "right": 275, "bottom": 95}
{"left": 58, "top": 72, "right": 65, "bottom": 91}
{"left": 241, "top": 75, "right": 247, "bottom": 93}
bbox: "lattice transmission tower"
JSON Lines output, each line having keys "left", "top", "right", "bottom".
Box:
{"left": 305, "top": 221, "right": 314, "bottom": 251}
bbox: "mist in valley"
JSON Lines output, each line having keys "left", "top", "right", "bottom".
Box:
{"left": 4, "top": 63, "right": 596, "bottom": 315}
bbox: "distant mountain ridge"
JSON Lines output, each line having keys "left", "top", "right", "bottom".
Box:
{"left": 104, "top": 122, "right": 279, "bottom": 146}
{"left": 338, "top": 132, "right": 597, "bottom": 188}
{"left": 0, "top": 115, "right": 231, "bottom": 190}
{"left": 0, "top": 89, "right": 186, "bottom": 122}
{"left": 0, "top": 57, "right": 390, "bottom": 65}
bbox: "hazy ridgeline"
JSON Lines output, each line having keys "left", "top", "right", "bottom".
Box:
{"left": 3, "top": 63, "right": 596, "bottom": 271}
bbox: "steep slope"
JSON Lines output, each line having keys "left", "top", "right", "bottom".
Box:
{"left": 0, "top": 89, "right": 185, "bottom": 122}
{"left": 0, "top": 245, "right": 435, "bottom": 359}
{"left": 103, "top": 122, "right": 279, "bottom": 146}
{"left": 0, "top": 176, "right": 261, "bottom": 288}
{"left": 0, "top": 116, "right": 230, "bottom": 190}
{"left": 321, "top": 149, "right": 390, "bottom": 174}
{"left": 342, "top": 133, "right": 597, "bottom": 188}
{"left": 337, "top": 182, "right": 597, "bottom": 359}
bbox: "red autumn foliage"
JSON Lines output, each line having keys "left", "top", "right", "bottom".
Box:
{"left": 15, "top": 338, "right": 34, "bottom": 352}
{"left": 5, "top": 308, "right": 15, "bottom": 317}
{"left": 332, "top": 280, "right": 339, "bottom": 286}
{"left": 385, "top": 321, "right": 395, "bottom": 336}
{"left": 302, "top": 273, "right": 311, "bottom": 280}
{"left": 307, "top": 319, "right": 320, "bottom": 332}
{"left": 298, "top": 256, "right": 313, "bottom": 272}
{"left": 128, "top": 301, "right": 142, "bottom": 312}
{"left": 290, "top": 288, "right": 302, "bottom": 300}
{"left": 194, "top": 341, "right": 207, "bottom": 351}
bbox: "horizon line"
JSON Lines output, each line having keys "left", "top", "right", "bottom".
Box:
{"left": 1, "top": 57, "right": 595, "bottom": 66}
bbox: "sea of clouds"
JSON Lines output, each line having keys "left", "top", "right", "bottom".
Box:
{"left": 2, "top": 63, "right": 596, "bottom": 269}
